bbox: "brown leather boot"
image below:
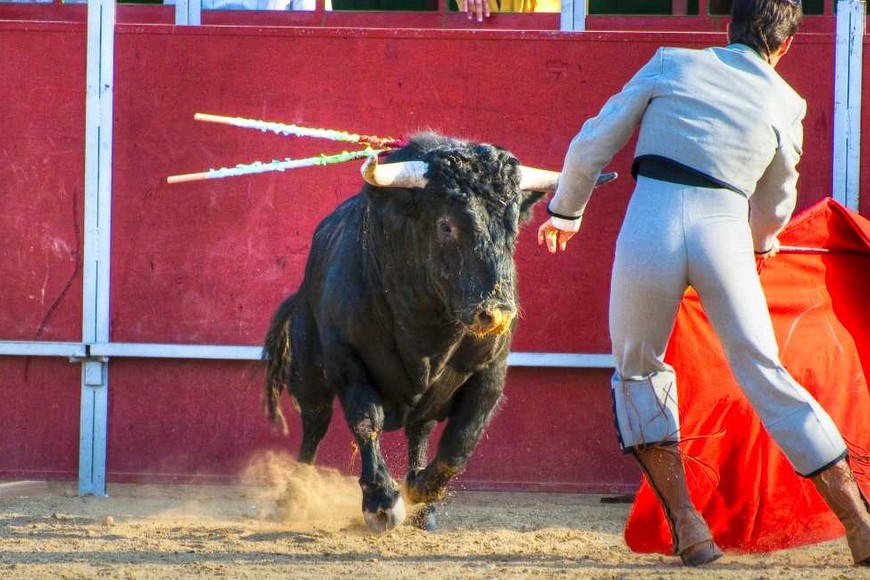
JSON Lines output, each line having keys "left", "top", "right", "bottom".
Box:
{"left": 810, "top": 458, "right": 870, "bottom": 565}
{"left": 633, "top": 445, "right": 723, "bottom": 566}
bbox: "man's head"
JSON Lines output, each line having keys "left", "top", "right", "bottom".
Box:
{"left": 729, "top": 0, "right": 803, "bottom": 63}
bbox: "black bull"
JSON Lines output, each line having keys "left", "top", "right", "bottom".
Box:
{"left": 262, "top": 133, "right": 614, "bottom": 532}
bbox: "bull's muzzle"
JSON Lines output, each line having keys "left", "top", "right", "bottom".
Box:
{"left": 469, "top": 305, "right": 516, "bottom": 338}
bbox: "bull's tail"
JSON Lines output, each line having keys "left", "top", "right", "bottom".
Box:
{"left": 262, "top": 293, "right": 297, "bottom": 435}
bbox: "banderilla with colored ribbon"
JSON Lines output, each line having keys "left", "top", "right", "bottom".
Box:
{"left": 166, "top": 113, "right": 404, "bottom": 184}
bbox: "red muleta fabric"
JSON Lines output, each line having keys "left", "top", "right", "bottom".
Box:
{"left": 624, "top": 198, "right": 870, "bottom": 554}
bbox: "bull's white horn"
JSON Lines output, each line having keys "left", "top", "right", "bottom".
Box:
{"left": 518, "top": 166, "right": 561, "bottom": 192}
{"left": 518, "top": 167, "right": 619, "bottom": 191}
{"left": 361, "top": 156, "right": 429, "bottom": 189}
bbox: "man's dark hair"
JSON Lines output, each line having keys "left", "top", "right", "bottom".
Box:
{"left": 729, "top": 0, "right": 803, "bottom": 59}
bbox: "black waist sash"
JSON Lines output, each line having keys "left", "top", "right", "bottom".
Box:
{"left": 632, "top": 155, "right": 746, "bottom": 197}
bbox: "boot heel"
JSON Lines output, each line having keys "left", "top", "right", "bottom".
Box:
{"left": 633, "top": 446, "right": 723, "bottom": 567}
{"left": 680, "top": 539, "right": 724, "bottom": 566}
{"left": 810, "top": 458, "right": 870, "bottom": 565}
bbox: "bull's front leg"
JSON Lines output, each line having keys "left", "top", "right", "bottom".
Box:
{"left": 406, "top": 419, "right": 438, "bottom": 531}
{"left": 332, "top": 349, "right": 405, "bottom": 533}
{"left": 406, "top": 365, "right": 506, "bottom": 507}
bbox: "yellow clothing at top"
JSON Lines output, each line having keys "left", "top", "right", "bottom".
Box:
{"left": 489, "top": 0, "right": 560, "bottom": 11}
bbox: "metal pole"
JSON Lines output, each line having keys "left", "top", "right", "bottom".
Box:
{"left": 0, "top": 342, "right": 87, "bottom": 358}
{"left": 560, "top": 0, "right": 587, "bottom": 32}
{"left": 80, "top": 0, "right": 116, "bottom": 497}
{"left": 175, "top": 0, "right": 202, "bottom": 26}
{"left": 85, "top": 342, "right": 617, "bottom": 368}
{"left": 833, "top": 0, "right": 864, "bottom": 211}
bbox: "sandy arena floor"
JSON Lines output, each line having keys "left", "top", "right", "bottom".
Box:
{"left": 1, "top": 456, "right": 869, "bottom": 579}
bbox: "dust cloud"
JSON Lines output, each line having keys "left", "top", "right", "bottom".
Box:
{"left": 241, "top": 451, "right": 364, "bottom": 529}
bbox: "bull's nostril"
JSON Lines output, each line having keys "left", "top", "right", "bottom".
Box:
{"left": 469, "top": 306, "right": 515, "bottom": 338}
{"left": 476, "top": 310, "right": 494, "bottom": 327}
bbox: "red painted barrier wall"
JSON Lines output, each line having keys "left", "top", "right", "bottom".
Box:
{"left": 0, "top": 24, "right": 86, "bottom": 480}
{"left": 0, "top": 358, "right": 81, "bottom": 480}
{"left": 0, "top": 15, "right": 858, "bottom": 494}
{"left": 0, "top": 23, "right": 85, "bottom": 343}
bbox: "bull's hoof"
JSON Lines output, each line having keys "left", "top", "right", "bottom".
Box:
{"left": 411, "top": 503, "right": 438, "bottom": 532}
{"left": 363, "top": 496, "right": 406, "bottom": 533}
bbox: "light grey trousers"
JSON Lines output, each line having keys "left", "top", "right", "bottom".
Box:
{"left": 609, "top": 176, "right": 846, "bottom": 476}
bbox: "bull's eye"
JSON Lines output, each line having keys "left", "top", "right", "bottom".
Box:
{"left": 436, "top": 217, "right": 456, "bottom": 243}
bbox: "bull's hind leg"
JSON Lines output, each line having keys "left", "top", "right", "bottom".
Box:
{"left": 289, "top": 340, "right": 335, "bottom": 465}
{"left": 297, "top": 400, "right": 333, "bottom": 465}
{"left": 406, "top": 420, "right": 438, "bottom": 531}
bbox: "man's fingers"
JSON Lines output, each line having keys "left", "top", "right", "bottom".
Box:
{"left": 538, "top": 222, "right": 574, "bottom": 254}
{"left": 547, "top": 229, "right": 559, "bottom": 254}
{"left": 460, "top": 0, "right": 488, "bottom": 21}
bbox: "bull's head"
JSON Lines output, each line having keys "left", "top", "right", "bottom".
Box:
{"left": 360, "top": 134, "right": 614, "bottom": 339}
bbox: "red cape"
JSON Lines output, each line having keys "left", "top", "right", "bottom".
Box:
{"left": 625, "top": 198, "right": 870, "bottom": 554}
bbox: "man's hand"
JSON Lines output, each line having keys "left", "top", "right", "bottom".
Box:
{"left": 537, "top": 219, "right": 577, "bottom": 254}
{"left": 755, "top": 237, "right": 781, "bottom": 261}
{"left": 458, "top": 0, "right": 491, "bottom": 22}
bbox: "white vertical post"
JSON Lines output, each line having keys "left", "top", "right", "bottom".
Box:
{"left": 175, "top": 0, "right": 202, "bottom": 25}
{"left": 560, "top": 0, "right": 587, "bottom": 32}
{"left": 81, "top": 0, "right": 116, "bottom": 497}
{"left": 833, "top": 0, "right": 864, "bottom": 211}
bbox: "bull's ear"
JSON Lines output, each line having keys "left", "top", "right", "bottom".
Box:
{"left": 518, "top": 190, "right": 548, "bottom": 224}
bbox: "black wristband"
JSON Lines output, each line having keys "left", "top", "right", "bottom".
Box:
{"left": 546, "top": 206, "right": 583, "bottom": 221}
